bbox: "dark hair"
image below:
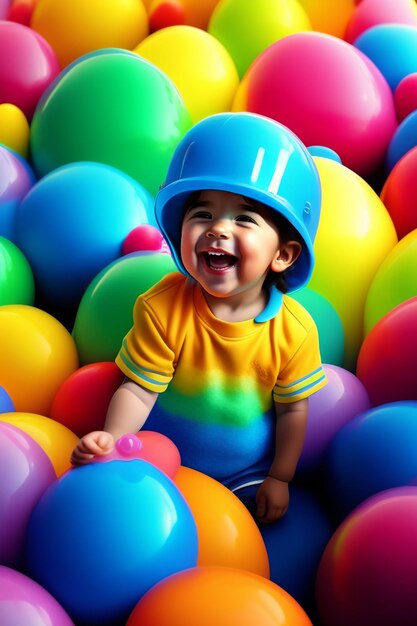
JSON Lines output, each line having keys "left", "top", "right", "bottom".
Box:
{"left": 183, "top": 192, "right": 303, "bottom": 293}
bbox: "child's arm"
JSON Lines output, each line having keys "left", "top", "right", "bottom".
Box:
{"left": 256, "top": 398, "right": 308, "bottom": 523}
{"left": 70, "top": 380, "right": 158, "bottom": 465}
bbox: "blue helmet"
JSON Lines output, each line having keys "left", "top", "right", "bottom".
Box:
{"left": 155, "top": 112, "right": 321, "bottom": 292}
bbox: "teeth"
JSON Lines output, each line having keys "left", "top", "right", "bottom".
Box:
{"left": 207, "top": 252, "right": 225, "bottom": 256}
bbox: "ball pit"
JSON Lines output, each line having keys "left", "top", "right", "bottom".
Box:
{"left": 26, "top": 459, "right": 198, "bottom": 625}
{"left": 326, "top": 401, "right": 417, "bottom": 519}
{"left": 316, "top": 487, "right": 417, "bottom": 626}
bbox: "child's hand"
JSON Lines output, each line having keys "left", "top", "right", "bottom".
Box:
{"left": 255, "top": 476, "right": 289, "bottom": 523}
{"left": 70, "top": 431, "right": 115, "bottom": 466}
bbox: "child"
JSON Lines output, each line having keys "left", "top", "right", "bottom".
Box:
{"left": 71, "top": 112, "right": 327, "bottom": 523}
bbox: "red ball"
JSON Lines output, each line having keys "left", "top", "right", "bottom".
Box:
{"left": 380, "top": 145, "right": 417, "bottom": 239}
{"left": 356, "top": 297, "right": 417, "bottom": 405}
{"left": 50, "top": 362, "right": 125, "bottom": 436}
{"left": 122, "top": 225, "right": 170, "bottom": 255}
{"left": 394, "top": 73, "right": 417, "bottom": 122}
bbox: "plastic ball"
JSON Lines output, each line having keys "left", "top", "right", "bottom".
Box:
{"left": 0, "top": 236, "right": 34, "bottom": 306}
{"left": 307, "top": 145, "right": 342, "bottom": 163}
{"left": 146, "top": 0, "right": 222, "bottom": 31}
{"left": 0, "top": 412, "right": 78, "bottom": 477}
{"left": 297, "top": 0, "right": 356, "bottom": 38}
{"left": 364, "top": 229, "right": 417, "bottom": 333}
{"left": 326, "top": 401, "right": 417, "bottom": 519}
{"left": 0, "top": 566, "right": 75, "bottom": 626}
{"left": 30, "top": 49, "right": 192, "bottom": 196}
{"left": 0, "top": 103, "right": 30, "bottom": 157}
{"left": 233, "top": 31, "right": 397, "bottom": 178}
{"left": 7, "top": 0, "right": 37, "bottom": 25}
{"left": 0, "top": 306, "right": 79, "bottom": 415}
{"left": 135, "top": 25, "right": 239, "bottom": 123}
{"left": 127, "top": 566, "right": 313, "bottom": 626}
{"left": 380, "top": 147, "right": 417, "bottom": 239}
{"left": 0, "top": 145, "right": 35, "bottom": 242}
{"left": 316, "top": 486, "right": 417, "bottom": 626}
{"left": 345, "top": 0, "right": 417, "bottom": 44}
{"left": 208, "top": 0, "right": 311, "bottom": 79}
{"left": 0, "top": 386, "right": 14, "bottom": 413}
{"left": 394, "top": 73, "right": 417, "bottom": 122}
{"left": 26, "top": 459, "right": 198, "bottom": 625}
{"left": 122, "top": 224, "right": 170, "bottom": 255}
{"left": 50, "top": 362, "right": 125, "bottom": 436}
{"left": 354, "top": 23, "right": 417, "bottom": 91}
{"left": 0, "top": 422, "right": 55, "bottom": 567}
{"left": 298, "top": 364, "right": 371, "bottom": 474}
{"left": 386, "top": 109, "right": 417, "bottom": 172}
{"left": 259, "top": 486, "right": 334, "bottom": 609}
{"left": 0, "top": 20, "right": 60, "bottom": 119}
{"left": 292, "top": 288, "right": 345, "bottom": 366}
{"left": 15, "top": 161, "right": 153, "bottom": 311}
{"left": 357, "top": 297, "right": 417, "bottom": 406}
{"left": 31, "top": 0, "right": 149, "bottom": 68}
{"left": 92, "top": 432, "right": 181, "bottom": 479}
{"left": 308, "top": 157, "right": 397, "bottom": 370}
{"left": 174, "top": 465, "right": 269, "bottom": 577}
{"left": 72, "top": 252, "right": 176, "bottom": 364}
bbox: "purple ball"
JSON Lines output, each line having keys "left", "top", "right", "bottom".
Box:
{"left": 0, "top": 565, "right": 74, "bottom": 625}
{"left": 0, "top": 422, "right": 56, "bottom": 567}
{"left": 0, "top": 146, "right": 35, "bottom": 242}
{"left": 298, "top": 364, "right": 371, "bottom": 473}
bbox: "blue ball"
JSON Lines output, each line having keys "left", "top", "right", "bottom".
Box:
{"left": 14, "top": 161, "right": 154, "bottom": 310}
{"left": 326, "top": 401, "right": 417, "bottom": 519}
{"left": 0, "top": 386, "right": 14, "bottom": 413}
{"left": 386, "top": 109, "right": 417, "bottom": 171}
{"left": 26, "top": 459, "right": 198, "bottom": 625}
{"left": 260, "top": 486, "right": 333, "bottom": 611}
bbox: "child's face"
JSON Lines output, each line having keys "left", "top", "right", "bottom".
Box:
{"left": 180, "top": 190, "right": 298, "bottom": 300}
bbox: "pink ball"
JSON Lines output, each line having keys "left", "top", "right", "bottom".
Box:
{"left": 0, "top": 422, "right": 56, "bottom": 567}
{"left": 394, "top": 72, "right": 417, "bottom": 122}
{"left": 357, "top": 297, "right": 417, "bottom": 405}
{"left": 316, "top": 486, "right": 417, "bottom": 626}
{"left": 238, "top": 31, "right": 397, "bottom": 177}
{"left": 122, "top": 225, "right": 170, "bottom": 255}
{"left": 0, "top": 20, "right": 60, "bottom": 119}
{"left": 380, "top": 145, "right": 417, "bottom": 238}
{"left": 0, "top": 565, "right": 74, "bottom": 625}
{"left": 298, "top": 364, "right": 371, "bottom": 473}
{"left": 345, "top": 0, "right": 417, "bottom": 44}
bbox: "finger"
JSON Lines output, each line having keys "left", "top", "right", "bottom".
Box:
{"left": 256, "top": 493, "right": 267, "bottom": 519}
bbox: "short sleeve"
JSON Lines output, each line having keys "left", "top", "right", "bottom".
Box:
{"left": 273, "top": 324, "right": 327, "bottom": 403}
{"left": 115, "top": 296, "right": 175, "bottom": 393}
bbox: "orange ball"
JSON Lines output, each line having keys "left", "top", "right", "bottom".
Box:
{"left": 127, "top": 566, "right": 313, "bottom": 626}
{"left": 174, "top": 466, "right": 269, "bottom": 578}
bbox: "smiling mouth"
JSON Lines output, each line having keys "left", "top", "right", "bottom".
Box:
{"left": 201, "top": 251, "right": 238, "bottom": 272}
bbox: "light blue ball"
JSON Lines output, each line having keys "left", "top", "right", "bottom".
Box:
{"left": 26, "top": 459, "right": 198, "bottom": 625}
{"left": 14, "top": 161, "right": 155, "bottom": 311}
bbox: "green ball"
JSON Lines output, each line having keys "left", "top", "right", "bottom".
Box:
{"left": 72, "top": 252, "right": 177, "bottom": 364}
{"left": 292, "top": 287, "right": 345, "bottom": 366}
{"left": 0, "top": 236, "right": 35, "bottom": 305}
{"left": 30, "top": 49, "right": 192, "bottom": 196}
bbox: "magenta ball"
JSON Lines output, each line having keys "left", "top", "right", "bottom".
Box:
{"left": 394, "top": 73, "right": 417, "bottom": 122}
{"left": 0, "top": 21, "right": 60, "bottom": 119}
{"left": 239, "top": 31, "right": 397, "bottom": 177}
{"left": 0, "top": 422, "right": 56, "bottom": 568}
{"left": 316, "top": 486, "right": 417, "bottom": 626}
{"left": 122, "top": 225, "right": 170, "bottom": 256}
{"left": 0, "top": 566, "right": 74, "bottom": 625}
{"left": 297, "top": 364, "right": 371, "bottom": 474}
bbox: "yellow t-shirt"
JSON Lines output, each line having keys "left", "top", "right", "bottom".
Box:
{"left": 116, "top": 272, "right": 326, "bottom": 484}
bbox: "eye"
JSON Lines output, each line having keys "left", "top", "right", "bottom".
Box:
{"left": 235, "top": 214, "right": 257, "bottom": 224}
{"left": 187, "top": 210, "right": 212, "bottom": 220}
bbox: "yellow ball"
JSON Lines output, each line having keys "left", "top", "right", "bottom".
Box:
{"left": 31, "top": 0, "right": 149, "bottom": 68}
{"left": 0, "top": 305, "right": 79, "bottom": 415}
{"left": 297, "top": 0, "right": 356, "bottom": 39}
{"left": 0, "top": 412, "right": 78, "bottom": 476}
{"left": 208, "top": 0, "right": 311, "bottom": 78}
{"left": 309, "top": 157, "right": 398, "bottom": 370}
{"left": 0, "top": 104, "right": 30, "bottom": 158}
{"left": 364, "top": 229, "right": 417, "bottom": 335}
{"left": 135, "top": 25, "right": 239, "bottom": 123}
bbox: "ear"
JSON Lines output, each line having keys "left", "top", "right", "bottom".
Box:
{"left": 270, "top": 240, "right": 302, "bottom": 273}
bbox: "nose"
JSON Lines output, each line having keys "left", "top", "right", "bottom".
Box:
{"left": 206, "top": 219, "right": 231, "bottom": 239}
